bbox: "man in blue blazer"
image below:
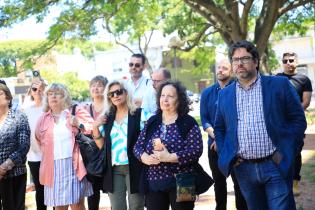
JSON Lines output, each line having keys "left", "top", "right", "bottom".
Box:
{"left": 214, "top": 40, "right": 306, "bottom": 210}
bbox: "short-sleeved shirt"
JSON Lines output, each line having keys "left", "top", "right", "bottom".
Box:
{"left": 127, "top": 75, "right": 151, "bottom": 101}
{"left": 141, "top": 86, "right": 157, "bottom": 114}
{"left": 276, "top": 73, "right": 313, "bottom": 102}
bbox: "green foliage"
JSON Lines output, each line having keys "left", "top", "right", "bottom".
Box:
{"left": 1, "top": 0, "right": 314, "bottom": 75}
{"left": 0, "top": 39, "right": 113, "bottom": 77}
{"left": 272, "top": 3, "right": 315, "bottom": 40}
{"left": 178, "top": 46, "right": 216, "bottom": 75}
{"left": 54, "top": 39, "right": 113, "bottom": 58}
{"left": 40, "top": 69, "right": 89, "bottom": 101}
{"left": 0, "top": 40, "right": 44, "bottom": 76}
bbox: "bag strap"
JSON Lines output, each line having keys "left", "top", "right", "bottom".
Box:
{"left": 71, "top": 104, "right": 78, "bottom": 116}
{"left": 89, "top": 104, "right": 94, "bottom": 118}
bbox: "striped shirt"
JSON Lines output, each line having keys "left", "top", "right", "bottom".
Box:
{"left": 236, "top": 74, "right": 276, "bottom": 159}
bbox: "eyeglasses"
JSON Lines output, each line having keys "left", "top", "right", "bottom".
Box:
{"left": 107, "top": 89, "right": 125, "bottom": 98}
{"left": 31, "top": 87, "right": 38, "bottom": 92}
{"left": 47, "top": 92, "right": 63, "bottom": 97}
{"left": 129, "top": 63, "right": 141, "bottom": 68}
{"left": 152, "top": 79, "right": 163, "bottom": 84}
{"left": 231, "top": 56, "right": 253, "bottom": 65}
{"left": 282, "top": 59, "right": 295, "bottom": 64}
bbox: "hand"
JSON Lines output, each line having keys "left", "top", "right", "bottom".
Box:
{"left": 0, "top": 166, "right": 7, "bottom": 177}
{"left": 153, "top": 138, "right": 164, "bottom": 151}
{"left": 233, "top": 157, "right": 243, "bottom": 167}
{"left": 134, "top": 99, "right": 142, "bottom": 108}
{"left": 210, "top": 141, "right": 217, "bottom": 151}
{"left": 206, "top": 127, "right": 215, "bottom": 139}
{"left": 70, "top": 115, "right": 80, "bottom": 128}
{"left": 153, "top": 145, "right": 173, "bottom": 162}
{"left": 141, "top": 152, "right": 160, "bottom": 165}
{"left": 93, "top": 115, "right": 107, "bottom": 128}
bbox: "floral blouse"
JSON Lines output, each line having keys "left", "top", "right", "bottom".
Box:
{"left": 134, "top": 122, "right": 203, "bottom": 191}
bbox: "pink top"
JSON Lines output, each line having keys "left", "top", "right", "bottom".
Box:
{"left": 35, "top": 107, "right": 94, "bottom": 187}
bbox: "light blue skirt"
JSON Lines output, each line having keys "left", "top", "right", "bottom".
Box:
{"left": 44, "top": 158, "right": 93, "bottom": 207}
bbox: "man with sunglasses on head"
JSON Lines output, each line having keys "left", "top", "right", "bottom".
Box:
{"left": 127, "top": 53, "right": 151, "bottom": 108}
{"left": 142, "top": 67, "right": 171, "bottom": 114}
{"left": 276, "top": 52, "right": 313, "bottom": 196}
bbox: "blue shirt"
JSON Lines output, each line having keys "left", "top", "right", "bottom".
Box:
{"left": 200, "top": 81, "right": 232, "bottom": 145}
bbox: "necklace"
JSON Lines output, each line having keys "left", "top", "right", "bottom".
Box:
{"left": 162, "top": 113, "right": 178, "bottom": 125}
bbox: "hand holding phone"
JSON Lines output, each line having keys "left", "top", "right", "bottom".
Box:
{"left": 153, "top": 138, "right": 164, "bottom": 151}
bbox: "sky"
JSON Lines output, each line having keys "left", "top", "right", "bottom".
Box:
{"left": 0, "top": 5, "right": 112, "bottom": 42}
{"left": 0, "top": 5, "right": 60, "bottom": 41}
{"left": 0, "top": 17, "right": 51, "bottom": 40}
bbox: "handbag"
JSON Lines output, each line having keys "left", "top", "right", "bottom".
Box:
{"left": 175, "top": 163, "right": 214, "bottom": 202}
{"left": 175, "top": 172, "right": 196, "bottom": 202}
{"left": 72, "top": 104, "right": 106, "bottom": 178}
{"left": 194, "top": 163, "right": 214, "bottom": 194}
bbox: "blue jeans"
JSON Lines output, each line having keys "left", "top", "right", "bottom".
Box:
{"left": 233, "top": 159, "right": 296, "bottom": 210}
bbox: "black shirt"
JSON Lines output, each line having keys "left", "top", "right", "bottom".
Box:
{"left": 276, "top": 72, "right": 313, "bottom": 102}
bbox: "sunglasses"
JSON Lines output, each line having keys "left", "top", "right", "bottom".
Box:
{"left": 282, "top": 59, "right": 295, "bottom": 64}
{"left": 107, "top": 89, "right": 125, "bottom": 98}
{"left": 129, "top": 63, "right": 141, "bottom": 68}
{"left": 31, "top": 87, "right": 38, "bottom": 92}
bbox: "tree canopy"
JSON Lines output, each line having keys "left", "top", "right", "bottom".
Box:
{"left": 0, "top": 0, "right": 314, "bottom": 73}
{"left": 0, "top": 39, "right": 113, "bottom": 77}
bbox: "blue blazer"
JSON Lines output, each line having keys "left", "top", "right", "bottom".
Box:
{"left": 214, "top": 75, "right": 306, "bottom": 178}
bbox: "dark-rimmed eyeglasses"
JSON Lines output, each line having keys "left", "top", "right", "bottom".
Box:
{"left": 107, "top": 89, "right": 125, "bottom": 98}
{"left": 31, "top": 87, "right": 38, "bottom": 92}
{"left": 231, "top": 56, "right": 253, "bottom": 65}
{"left": 129, "top": 63, "right": 141, "bottom": 68}
{"left": 282, "top": 59, "right": 295, "bottom": 64}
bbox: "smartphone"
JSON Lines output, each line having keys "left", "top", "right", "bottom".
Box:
{"left": 32, "top": 70, "right": 40, "bottom": 77}
{"left": 153, "top": 138, "right": 164, "bottom": 151}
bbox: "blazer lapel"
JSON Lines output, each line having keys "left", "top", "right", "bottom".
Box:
{"left": 261, "top": 76, "right": 271, "bottom": 122}
{"left": 228, "top": 82, "right": 238, "bottom": 124}
{"left": 127, "top": 111, "right": 134, "bottom": 149}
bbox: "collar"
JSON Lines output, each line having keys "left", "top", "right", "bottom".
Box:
{"left": 215, "top": 79, "right": 234, "bottom": 90}
{"left": 236, "top": 73, "right": 261, "bottom": 90}
{"left": 131, "top": 75, "right": 145, "bottom": 87}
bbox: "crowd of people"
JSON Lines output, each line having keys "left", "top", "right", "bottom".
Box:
{"left": 0, "top": 40, "right": 312, "bottom": 210}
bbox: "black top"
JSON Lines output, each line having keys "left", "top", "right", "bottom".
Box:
{"left": 276, "top": 73, "right": 312, "bottom": 102}
{"left": 101, "top": 108, "right": 143, "bottom": 194}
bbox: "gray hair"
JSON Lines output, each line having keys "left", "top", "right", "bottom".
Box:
{"left": 43, "top": 83, "right": 72, "bottom": 112}
{"left": 104, "top": 80, "right": 136, "bottom": 115}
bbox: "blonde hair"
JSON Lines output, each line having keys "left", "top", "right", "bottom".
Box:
{"left": 43, "top": 83, "right": 72, "bottom": 112}
{"left": 104, "top": 80, "right": 136, "bottom": 115}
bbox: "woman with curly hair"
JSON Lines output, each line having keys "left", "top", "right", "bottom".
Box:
{"left": 134, "top": 80, "right": 203, "bottom": 210}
